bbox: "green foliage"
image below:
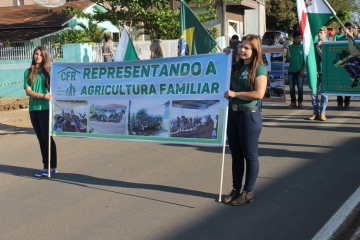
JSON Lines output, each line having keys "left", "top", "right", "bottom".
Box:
{"left": 326, "top": 0, "right": 356, "bottom": 27}
{"left": 136, "top": 108, "right": 147, "bottom": 120}
{"left": 62, "top": 0, "right": 241, "bottom": 40}
{"left": 266, "top": 0, "right": 297, "bottom": 32}
{"left": 136, "top": 5, "right": 180, "bottom": 40}
{"left": 266, "top": 0, "right": 358, "bottom": 35}
{"left": 56, "top": 29, "right": 92, "bottom": 45}
{"left": 76, "top": 21, "right": 107, "bottom": 43}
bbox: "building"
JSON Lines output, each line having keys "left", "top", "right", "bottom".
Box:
{"left": 0, "top": 1, "right": 119, "bottom": 46}
{"left": 171, "top": 0, "right": 266, "bottom": 47}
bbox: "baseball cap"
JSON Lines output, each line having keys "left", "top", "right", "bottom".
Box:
{"left": 319, "top": 26, "right": 327, "bottom": 32}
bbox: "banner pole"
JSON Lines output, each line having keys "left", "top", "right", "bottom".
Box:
{"left": 218, "top": 106, "right": 229, "bottom": 202}
{"left": 47, "top": 65, "right": 53, "bottom": 178}
{"left": 47, "top": 100, "right": 52, "bottom": 178}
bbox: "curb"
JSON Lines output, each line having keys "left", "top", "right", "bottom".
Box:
{"left": 312, "top": 187, "right": 360, "bottom": 240}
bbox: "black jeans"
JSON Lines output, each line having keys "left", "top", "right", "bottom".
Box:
{"left": 29, "top": 110, "right": 57, "bottom": 169}
{"left": 337, "top": 96, "right": 351, "bottom": 106}
{"left": 227, "top": 108, "right": 262, "bottom": 192}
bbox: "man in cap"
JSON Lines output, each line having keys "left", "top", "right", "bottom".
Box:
{"left": 309, "top": 26, "right": 329, "bottom": 121}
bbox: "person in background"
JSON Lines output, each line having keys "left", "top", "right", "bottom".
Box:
{"left": 223, "top": 34, "right": 267, "bottom": 206}
{"left": 340, "top": 26, "right": 360, "bottom": 89}
{"left": 24, "top": 46, "right": 57, "bottom": 177}
{"left": 353, "top": 23, "right": 360, "bottom": 38}
{"left": 284, "top": 30, "right": 305, "bottom": 108}
{"left": 333, "top": 27, "right": 345, "bottom": 41}
{"left": 335, "top": 22, "right": 355, "bottom": 109}
{"left": 102, "top": 35, "right": 114, "bottom": 62}
{"left": 150, "top": 39, "right": 165, "bottom": 59}
{"left": 230, "top": 34, "right": 239, "bottom": 45}
{"left": 309, "top": 26, "right": 328, "bottom": 121}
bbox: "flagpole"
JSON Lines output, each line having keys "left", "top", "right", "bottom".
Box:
{"left": 321, "top": 0, "right": 360, "bottom": 51}
{"left": 47, "top": 94, "right": 52, "bottom": 177}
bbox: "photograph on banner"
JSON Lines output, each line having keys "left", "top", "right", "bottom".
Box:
{"left": 261, "top": 46, "right": 287, "bottom": 103}
{"left": 170, "top": 100, "right": 220, "bottom": 139}
{"left": 322, "top": 41, "right": 360, "bottom": 96}
{"left": 53, "top": 100, "right": 88, "bottom": 133}
{"left": 50, "top": 53, "right": 232, "bottom": 146}
{"left": 128, "top": 99, "right": 169, "bottom": 137}
{"left": 88, "top": 100, "right": 127, "bottom": 135}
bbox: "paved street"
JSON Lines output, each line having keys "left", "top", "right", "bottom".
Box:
{"left": 0, "top": 94, "right": 360, "bottom": 240}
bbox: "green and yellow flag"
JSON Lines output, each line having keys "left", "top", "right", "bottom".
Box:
{"left": 179, "top": 0, "right": 217, "bottom": 56}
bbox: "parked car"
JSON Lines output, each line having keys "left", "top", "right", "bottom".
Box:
{"left": 327, "top": 27, "right": 335, "bottom": 37}
{"left": 262, "top": 31, "right": 288, "bottom": 46}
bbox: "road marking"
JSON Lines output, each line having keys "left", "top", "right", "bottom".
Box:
{"left": 312, "top": 186, "right": 360, "bottom": 240}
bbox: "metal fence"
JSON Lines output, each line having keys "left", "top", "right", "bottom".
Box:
{"left": 0, "top": 45, "right": 62, "bottom": 61}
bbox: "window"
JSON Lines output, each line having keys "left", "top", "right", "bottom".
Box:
{"left": 18, "top": 0, "right": 24, "bottom": 6}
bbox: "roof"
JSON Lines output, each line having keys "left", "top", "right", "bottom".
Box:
{"left": 0, "top": 1, "right": 94, "bottom": 42}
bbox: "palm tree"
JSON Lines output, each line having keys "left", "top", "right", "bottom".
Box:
{"left": 76, "top": 21, "right": 108, "bottom": 43}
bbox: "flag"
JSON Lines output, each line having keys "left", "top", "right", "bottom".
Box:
{"left": 113, "top": 28, "right": 139, "bottom": 62}
{"left": 296, "top": 0, "right": 334, "bottom": 91}
{"left": 179, "top": 0, "right": 217, "bottom": 56}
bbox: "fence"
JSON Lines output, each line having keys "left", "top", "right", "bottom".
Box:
{"left": 0, "top": 45, "right": 62, "bottom": 61}
{"left": 0, "top": 40, "right": 178, "bottom": 62}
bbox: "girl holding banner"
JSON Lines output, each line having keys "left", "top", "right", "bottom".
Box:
{"left": 24, "top": 46, "right": 57, "bottom": 177}
{"left": 223, "top": 35, "right": 267, "bottom": 206}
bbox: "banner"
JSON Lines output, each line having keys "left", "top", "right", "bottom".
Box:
{"left": 50, "top": 53, "right": 232, "bottom": 146}
{"left": 261, "top": 46, "right": 287, "bottom": 103}
{"left": 322, "top": 41, "right": 360, "bottom": 96}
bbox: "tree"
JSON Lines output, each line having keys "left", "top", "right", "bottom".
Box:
{"left": 76, "top": 21, "right": 107, "bottom": 43}
{"left": 63, "top": 0, "right": 241, "bottom": 40}
{"left": 326, "top": 0, "right": 359, "bottom": 27}
{"left": 266, "top": 0, "right": 297, "bottom": 32}
{"left": 135, "top": 5, "right": 180, "bottom": 40}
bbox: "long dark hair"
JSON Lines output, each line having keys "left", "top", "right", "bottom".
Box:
{"left": 230, "top": 40, "right": 241, "bottom": 63}
{"left": 27, "top": 46, "right": 51, "bottom": 89}
{"left": 233, "top": 34, "right": 263, "bottom": 90}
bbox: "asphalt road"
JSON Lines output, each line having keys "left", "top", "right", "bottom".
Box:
{"left": 1, "top": 94, "right": 360, "bottom": 240}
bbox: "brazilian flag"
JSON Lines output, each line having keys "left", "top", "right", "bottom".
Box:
{"left": 179, "top": 0, "right": 217, "bottom": 56}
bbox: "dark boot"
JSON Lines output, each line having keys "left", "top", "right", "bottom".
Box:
{"left": 223, "top": 189, "right": 240, "bottom": 204}
{"left": 231, "top": 191, "right": 254, "bottom": 206}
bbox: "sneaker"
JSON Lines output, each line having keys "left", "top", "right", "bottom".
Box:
{"left": 344, "top": 104, "right": 350, "bottom": 110}
{"left": 288, "top": 103, "right": 297, "bottom": 108}
{"left": 298, "top": 103, "right": 304, "bottom": 109}
{"left": 42, "top": 168, "right": 58, "bottom": 176}
{"left": 35, "top": 170, "right": 44, "bottom": 177}
{"left": 337, "top": 104, "right": 343, "bottom": 110}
